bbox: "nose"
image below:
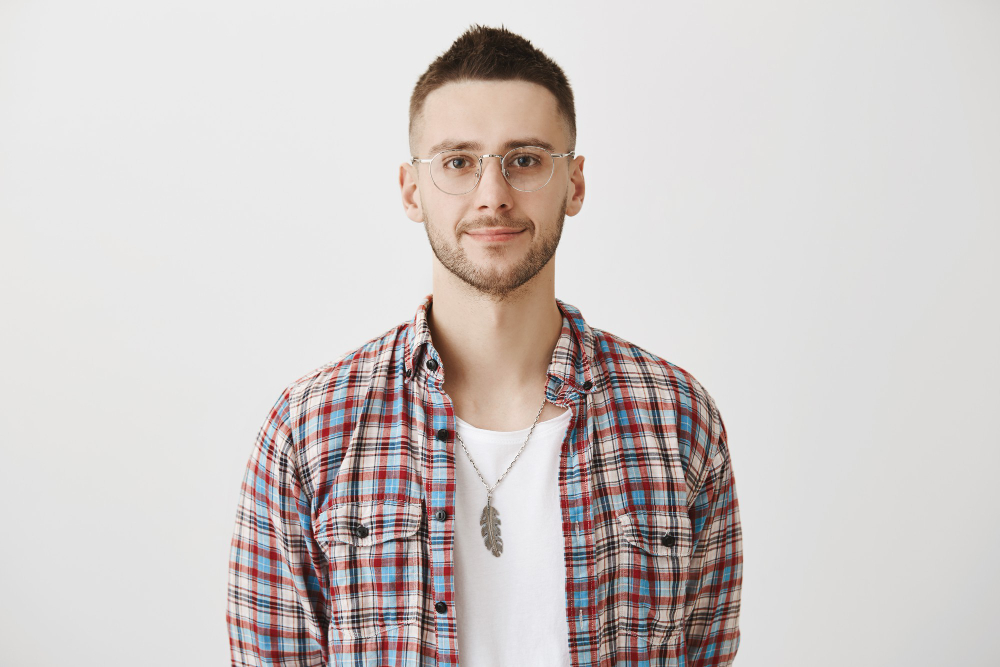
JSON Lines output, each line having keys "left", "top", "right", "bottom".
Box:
{"left": 473, "top": 155, "right": 512, "bottom": 211}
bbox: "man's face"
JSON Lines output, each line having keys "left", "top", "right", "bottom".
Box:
{"left": 400, "top": 80, "right": 584, "bottom": 300}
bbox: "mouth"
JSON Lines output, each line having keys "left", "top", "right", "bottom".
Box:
{"left": 466, "top": 227, "right": 527, "bottom": 243}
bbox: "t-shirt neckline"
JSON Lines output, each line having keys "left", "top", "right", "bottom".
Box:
{"left": 454, "top": 407, "right": 572, "bottom": 439}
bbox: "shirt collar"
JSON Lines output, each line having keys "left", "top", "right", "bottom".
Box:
{"left": 402, "top": 292, "right": 601, "bottom": 395}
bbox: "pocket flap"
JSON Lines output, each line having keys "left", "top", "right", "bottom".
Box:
{"left": 616, "top": 508, "right": 693, "bottom": 558}
{"left": 316, "top": 500, "right": 424, "bottom": 549}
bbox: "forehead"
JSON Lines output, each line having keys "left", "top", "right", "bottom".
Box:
{"left": 417, "top": 80, "right": 566, "bottom": 153}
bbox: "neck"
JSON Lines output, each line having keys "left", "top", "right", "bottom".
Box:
{"left": 427, "top": 259, "right": 563, "bottom": 415}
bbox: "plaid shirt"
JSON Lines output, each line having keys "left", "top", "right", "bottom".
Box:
{"left": 227, "top": 294, "right": 743, "bottom": 666}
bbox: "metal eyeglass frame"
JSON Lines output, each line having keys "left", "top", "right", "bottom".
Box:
{"left": 410, "top": 145, "right": 576, "bottom": 195}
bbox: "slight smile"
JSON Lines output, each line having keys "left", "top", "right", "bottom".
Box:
{"left": 466, "top": 228, "right": 527, "bottom": 242}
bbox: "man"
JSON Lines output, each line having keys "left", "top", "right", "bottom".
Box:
{"left": 227, "top": 24, "right": 742, "bottom": 667}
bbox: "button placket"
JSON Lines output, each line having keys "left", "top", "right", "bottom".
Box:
{"left": 423, "top": 365, "right": 457, "bottom": 640}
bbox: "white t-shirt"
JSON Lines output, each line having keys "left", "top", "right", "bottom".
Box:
{"left": 453, "top": 406, "right": 574, "bottom": 667}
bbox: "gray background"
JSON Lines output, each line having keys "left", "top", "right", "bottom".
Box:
{"left": 2, "top": 1, "right": 998, "bottom": 665}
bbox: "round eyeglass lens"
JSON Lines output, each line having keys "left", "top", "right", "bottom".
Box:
{"left": 430, "top": 150, "right": 480, "bottom": 195}
{"left": 503, "top": 147, "right": 553, "bottom": 192}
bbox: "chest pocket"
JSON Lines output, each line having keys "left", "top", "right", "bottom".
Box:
{"left": 612, "top": 508, "right": 693, "bottom": 646}
{"left": 315, "top": 500, "right": 424, "bottom": 639}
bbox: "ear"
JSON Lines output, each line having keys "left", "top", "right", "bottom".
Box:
{"left": 565, "top": 155, "right": 585, "bottom": 217}
{"left": 399, "top": 162, "right": 424, "bottom": 223}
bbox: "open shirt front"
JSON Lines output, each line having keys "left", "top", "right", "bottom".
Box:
{"left": 227, "top": 294, "right": 743, "bottom": 666}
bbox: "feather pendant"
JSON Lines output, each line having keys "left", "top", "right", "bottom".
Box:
{"left": 480, "top": 496, "right": 503, "bottom": 557}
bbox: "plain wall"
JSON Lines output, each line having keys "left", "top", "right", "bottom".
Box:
{"left": 1, "top": 1, "right": 998, "bottom": 665}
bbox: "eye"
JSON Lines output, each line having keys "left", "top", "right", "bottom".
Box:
{"left": 439, "top": 153, "right": 477, "bottom": 171}
{"left": 508, "top": 151, "right": 543, "bottom": 169}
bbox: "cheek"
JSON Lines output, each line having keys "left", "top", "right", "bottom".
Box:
{"left": 429, "top": 198, "right": 471, "bottom": 227}
{"left": 529, "top": 194, "right": 564, "bottom": 222}
{"left": 421, "top": 200, "right": 461, "bottom": 235}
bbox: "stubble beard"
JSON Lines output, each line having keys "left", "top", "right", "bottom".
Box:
{"left": 422, "top": 196, "right": 566, "bottom": 302}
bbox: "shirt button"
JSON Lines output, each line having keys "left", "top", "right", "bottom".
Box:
{"left": 425, "top": 359, "right": 438, "bottom": 371}
{"left": 404, "top": 368, "right": 412, "bottom": 378}
{"left": 661, "top": 532, "right": 675, "bottom": 547}
{"left": 436, "top": 428, "right": 448, "bottom": 441}
{"left": 435, "top": 601, "right": 447, "bottom": 614}
{"left": 434, "top": 509, "right": 448, "bottom": 522}
{"left": 582, "top": 380, "right": 593, "bottom": 390}
{"left": 354, "top": 524, "right": 369, "bottom": 539}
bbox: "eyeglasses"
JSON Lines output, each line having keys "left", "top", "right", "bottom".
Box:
{"left": 410, "top": 145, "right": 576, "bottom": 195}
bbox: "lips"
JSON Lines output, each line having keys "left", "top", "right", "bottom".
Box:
{"left": 466, "top": 228, "right": 527, "bottom": 242}
{"left": 466, "top": 227, "right": 524, "bottom": 236}
{"left": 469, "top": 227, "right": 525, "bottom": 243}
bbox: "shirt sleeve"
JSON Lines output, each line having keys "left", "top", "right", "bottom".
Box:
{"left": 684, "top": 408, "right": 744, "bottom": 666}
{"left": 227, "top": 388, "right": 330, "bottom": 666}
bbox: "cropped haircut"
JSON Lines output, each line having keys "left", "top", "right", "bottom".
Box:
{"left": 408, "top": 24, "right": 576, "bottom": 154}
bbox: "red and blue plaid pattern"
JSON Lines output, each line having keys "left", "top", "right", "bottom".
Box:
{"left": 228, "top": 294, "right": 743, "bottom": 666}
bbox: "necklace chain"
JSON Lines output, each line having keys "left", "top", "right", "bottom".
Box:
{"left": 454, "top": 395, "right": 548, "bottom": 495}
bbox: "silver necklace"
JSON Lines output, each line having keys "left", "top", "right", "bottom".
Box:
{"left": 454, "top": 395, "right": 548, "bottom": 558}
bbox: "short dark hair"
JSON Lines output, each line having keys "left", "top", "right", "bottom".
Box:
{"left": 408, "top": 24, "right": 576, "bottom": 153}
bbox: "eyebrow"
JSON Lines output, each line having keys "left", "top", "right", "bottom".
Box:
{"left": 425, "top": 137, "right": 557, "bottom": 155}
